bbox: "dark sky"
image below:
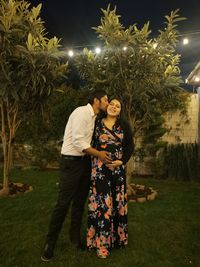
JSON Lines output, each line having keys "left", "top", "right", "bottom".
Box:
{"left": 29, "top": 0, "right": 200, "bottom": 80}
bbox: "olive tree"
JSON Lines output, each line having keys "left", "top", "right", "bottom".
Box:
{"left": 0, "top": 0, "right": 67, "bottom": 196}
{"left": 76, "top": 6, "right": 188, "bottom": 141}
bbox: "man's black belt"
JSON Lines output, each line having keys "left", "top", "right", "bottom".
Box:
{"left": 61, "top": 155, "right": 86, "bottom": 160}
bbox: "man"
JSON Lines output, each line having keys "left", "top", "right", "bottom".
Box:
{"left": 41, "top": 90, "right": 110, "bottom": 261}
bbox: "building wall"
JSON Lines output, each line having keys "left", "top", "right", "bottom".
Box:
{"left": 162, "top": 93, "right": 199, "bottom": 144}
{"left": 130, "top": 93, "right": 199, "bottom": 177}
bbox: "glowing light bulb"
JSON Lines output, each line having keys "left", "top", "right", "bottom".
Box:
{"left": 68, "top": 50, "right": 74, "bottom": 57}
{"left": 153, "top": 43, "right": 158, "bottom": 49}
{"left": 183, "top": 38, "right": 189, "bottom": 45}
{"left": 95, "top": 47, "right": 101, "bottom": 54}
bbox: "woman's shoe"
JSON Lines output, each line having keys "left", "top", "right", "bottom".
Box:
{"left": 97, "top": 251, "right": 109, "bottom": 259}
{"left": 98, "top": 254, "right": 107, "bottom": 259}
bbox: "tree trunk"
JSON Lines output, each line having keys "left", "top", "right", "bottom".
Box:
{"left": 0, "top": 102, "right": 20, "bottom": 197}
{"left": 126, "top": 156, "right": 135, "bottom": 184}
{"left": 0, "top": 102, "right": 9, "bottom": 196}
{"left": 126, "top": 111, "right": 136, "bottom": 184}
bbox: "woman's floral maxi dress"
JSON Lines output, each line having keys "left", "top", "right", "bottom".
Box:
{"left": 87, "top": 120, "right": 128, "bottom": 258}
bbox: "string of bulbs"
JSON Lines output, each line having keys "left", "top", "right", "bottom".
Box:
{"left": 61, "top": 29, "right": 200, "bottom": 57}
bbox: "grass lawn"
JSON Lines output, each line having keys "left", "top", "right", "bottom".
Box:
{"left": 0, "top": 169, "right": 200, "bottom": 267}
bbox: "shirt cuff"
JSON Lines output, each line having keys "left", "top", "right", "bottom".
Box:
{"left": 73, "top": 141, "right": 91, "bottom": 152}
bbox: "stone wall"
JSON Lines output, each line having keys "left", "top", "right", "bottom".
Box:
{"left": 162, "top": 94, "right": 199, "bottom": 144}
{"left": 132, "top": 93, "right": 199, "bottom": 176}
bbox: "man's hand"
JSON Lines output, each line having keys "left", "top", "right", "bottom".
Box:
{"left": 83, "top": 147, "right": 111, "bottom": 163}
{"left": 98, "top": 151, "right": 112, "bottom": 163}
{"left": 106, "top": 160, "right": 123, "bottom": 170}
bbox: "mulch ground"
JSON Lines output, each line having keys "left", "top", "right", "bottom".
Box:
{"left": 0, "top": 182, "right": 33, "bottom": 196}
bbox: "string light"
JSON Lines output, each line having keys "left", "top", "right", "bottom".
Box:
{"left": 95, "top": 47, "right": 101, "bottom": 54}
{"left": 183, "top": 38, "right": 189, "bottom": 45}
{"left": 153, "top": 43, "right": 158, "bottom": 49}
{"left": 62, "top": 30, "right": 200, "bottom": 56}
{"left": 68, "top": 50, "right": 74, "bottom": 57}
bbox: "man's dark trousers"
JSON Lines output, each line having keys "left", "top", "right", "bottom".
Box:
{"left": 45, "top": 155, "right": 91, "bottom": 249}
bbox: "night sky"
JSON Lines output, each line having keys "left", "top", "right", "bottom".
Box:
{"left": 29, "top": 0, "right": 200, "bottom": 81}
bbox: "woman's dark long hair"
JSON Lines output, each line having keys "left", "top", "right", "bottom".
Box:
{"left": 110, "top": 97, "right": 127, "bottom": 129}
{"left": 95, "top": 97, "right": 133, "bottom": 152}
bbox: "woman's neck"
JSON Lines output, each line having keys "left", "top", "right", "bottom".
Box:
{"left": 103, "top": 115, "right": 117, "bottom": 130}
{"left": 104, "top": 115, "right": 117, "bottom": 122}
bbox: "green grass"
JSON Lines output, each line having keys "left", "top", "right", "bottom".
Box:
{"left": 0, "top": 169, "right": 200, "bottom": 267}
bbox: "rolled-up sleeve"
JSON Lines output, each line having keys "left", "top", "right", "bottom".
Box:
{"left": 71, "top": 112, "right": 91, "bottom": 152}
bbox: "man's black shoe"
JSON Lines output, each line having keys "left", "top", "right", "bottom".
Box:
{"left": 41, "top": 243, "right": 54, "bottom": 262}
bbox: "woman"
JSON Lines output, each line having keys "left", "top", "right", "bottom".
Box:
{"left": 87, "top": 98, "right": 134, "bottom": 258}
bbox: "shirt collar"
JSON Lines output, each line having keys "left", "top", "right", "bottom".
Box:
{"left": 87, "top": 103, "right": 96, "bottom": 118}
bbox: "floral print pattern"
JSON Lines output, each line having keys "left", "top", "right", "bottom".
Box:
{"left": 87, "top": 120, "right": 128, "bottom": 258}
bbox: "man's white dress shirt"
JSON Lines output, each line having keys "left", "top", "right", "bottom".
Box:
{"left": 61, "top": 103, "right": 96, "bottom": 156}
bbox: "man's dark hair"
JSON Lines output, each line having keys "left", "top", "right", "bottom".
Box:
{"left": 88, "top": 90, "right": 107, "bottom": 104}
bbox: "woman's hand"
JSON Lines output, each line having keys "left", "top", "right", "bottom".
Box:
{"left": 106, "top": 160, "right": 123, "bottom": 170}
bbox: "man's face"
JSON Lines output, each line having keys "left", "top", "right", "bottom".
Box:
{"left": 99, "top": 95, "right": 109, "bottom": 112}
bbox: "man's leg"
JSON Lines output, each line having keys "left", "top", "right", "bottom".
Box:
{"left": 69, "top": 157, "right": 91, "bottom": 246}
{"left": 42, "top": 158, "right": 84, "bottom": 261}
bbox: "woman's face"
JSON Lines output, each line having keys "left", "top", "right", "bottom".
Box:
{"left": 107, "top": 99, "right": 121, "bottom": 117}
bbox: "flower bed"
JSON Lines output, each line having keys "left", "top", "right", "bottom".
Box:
{"left": 0, "top": 182, "right": 33, "bottom": 197}
{"left": 127, "top": 183, "right": 158, "bottom": 202}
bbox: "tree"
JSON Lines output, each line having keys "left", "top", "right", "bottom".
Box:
{"left": 15, "top": 86, "right": 88, "bottom": 170}
{"left": 0, "top": 0, "right": 67, "bottom": 196}
{"left": 75, "top": 6, "right": 188, "bottom": 143}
